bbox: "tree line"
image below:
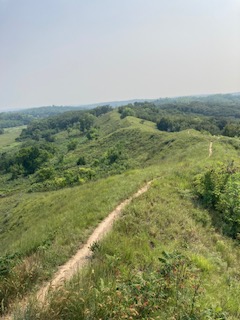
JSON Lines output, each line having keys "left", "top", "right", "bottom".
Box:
{"left": 18, "top": 105, "right": 112, "bottom": 141}
{"left": 118, "top": 95, "right": 240, "bottom": 137}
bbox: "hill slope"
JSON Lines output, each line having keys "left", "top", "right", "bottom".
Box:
{"left": 0, "top": 107, "right": 240, "bottom": 319}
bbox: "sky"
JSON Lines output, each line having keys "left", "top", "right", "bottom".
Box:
{"left": 0, "top": 0, "right": 240, "bottom": 111}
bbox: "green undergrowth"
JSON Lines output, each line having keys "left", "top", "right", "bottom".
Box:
{"left": 17, "top": 171, "right": 240, "bottom": 319}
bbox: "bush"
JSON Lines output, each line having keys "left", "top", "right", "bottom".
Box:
{"left": 105, "top": 147, "right": 122, "bottom": 164}
{"left": 79, "top": 167, "right": 95, "bottom": 180}
{"left": 36, "top": 167, "right": 55, "bottom": 182}
{"left": 86, "top": 127, "right": 99, "bottom": 140}
{"left": 194, "top": 162, "right": 240, "bottom": 238}
{"left": 77, "top": 156, "right": 86, "bottom": 166}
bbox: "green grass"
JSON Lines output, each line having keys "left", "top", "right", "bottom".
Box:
{"left": 0, "top": 168, "right": 157, "bottom": 256}
{"left": 0, "top": 126, "right": 25, "bottom": 151}
{"left": 15, "top": 165, "right": 240, "bottom": 319}
{"left": 0, "top": 166, "right": 160, "bottom": 314}
{"left": 57, "top": 112, "right": 161, "bottom": 166}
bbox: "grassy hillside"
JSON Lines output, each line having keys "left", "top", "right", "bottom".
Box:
{"left": 0, "top": 126, "right": 25, "bottom": 151}
{"left": 1, "top": 108, "right": 240, "bottom": 318}
{"left": 23, "top": 167, "right": 240, "bottom": 319}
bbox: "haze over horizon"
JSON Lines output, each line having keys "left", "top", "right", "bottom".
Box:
{"left": 1, "top": 0, "right": 240, "bottom": 111}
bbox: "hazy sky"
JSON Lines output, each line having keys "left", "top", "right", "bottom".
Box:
{"left": 0, "top": 0, "right": 240, "bottom": 110}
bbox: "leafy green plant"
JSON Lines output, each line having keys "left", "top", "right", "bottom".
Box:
{"left": 194, "top": 162, "right": 240, "bottom": 238}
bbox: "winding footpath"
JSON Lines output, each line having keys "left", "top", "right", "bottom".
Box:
{"left": 3, "top": 181, "right": 152, "bottom": 319}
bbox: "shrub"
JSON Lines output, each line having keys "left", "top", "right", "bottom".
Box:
{"left": 36, "top": 167, "right": 55, "bottom": 182}
{"left": 77, "top": 156, "right": 86, "bottom": 166}
{"left": 79, "top": 167, "right": 95, "bottom": 180}
{"left": 194, "top": 162, "right": 240, "bottom": 238}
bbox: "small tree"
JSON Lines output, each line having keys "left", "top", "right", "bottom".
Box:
{"left": 15, "top": 146, "right": 51, "bottom": 174}
{"left": 157, "top": 117, "right": 173, "bottom": 132}
{"left": 120, "top": 107, "right": 135, "bottom": 119}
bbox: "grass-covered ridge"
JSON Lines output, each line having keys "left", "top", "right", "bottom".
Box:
{"left": 1, "top": 105, "right": 240, "bottom": 318}
{"left": 14, "top": 164, "right": 240, "bottom": 319}
{"left": 0, "top": 167, "right": 159, "bottom": 312}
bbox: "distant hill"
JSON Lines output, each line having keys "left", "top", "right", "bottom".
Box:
{"left": 2, "top": 99, "right": 154, "bottom": 113}
{"left": 1, "top": 93, "right": 240, "bottom": 129}
{"left": 0, "top": 99, "right": 154, "bottom": 128}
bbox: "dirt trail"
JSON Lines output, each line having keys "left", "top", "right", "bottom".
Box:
{"left": 37, "top": 181, "right": 152, "bottom": 302}
{"left": 209, "top": 141, "right": 213, "bottom": 157}
{"left": 3, "top": 181, "right": 152, "bottom": 319}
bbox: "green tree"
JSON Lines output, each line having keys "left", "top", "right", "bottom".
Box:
{"left": 157, "top": 117, "right": 173, "bottom": 132}
{"left": 14, "top": 145, "right": 52, "bottom": 175}
{"left": 222, "top": 123, "right": 240, "bottom": 137}
{"left": 105, "top": 147, "right": 122, "bottom": 164}
{"left": 120, "top": 107, "right": 135, "bottom": 119}
{"left": 67, "top": 140, "right": 77, "bottom": 151}
{"left": 79, "top": 114, "right": 95, "bottom": 132}
{"left": 86, "top": 127, "right": 99, "bottom": 140}
{"left": 36, "top": 167, "right": 55, "bottom": 182}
